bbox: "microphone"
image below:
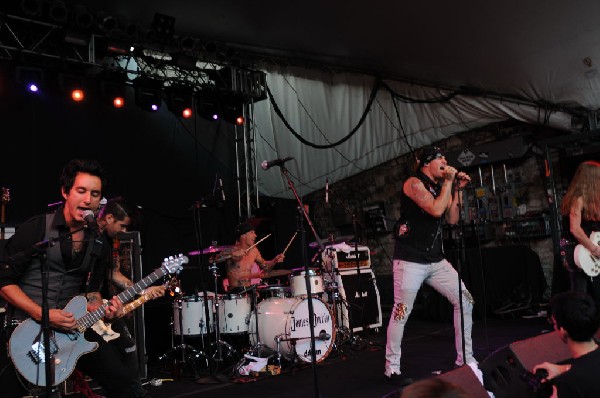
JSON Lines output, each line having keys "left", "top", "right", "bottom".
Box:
{"left": 82, "top": 210, "right": 99, "bottom": 231}
{"left": 440, "top": 166, "right": 469, "bottom": 181}
{"left": 218, "top": 177, "right": 226, "bottom": 201}
{"left": 317, "top": 331, "right": 331, "bottom": 341}
{"left": 261, "top": 157, "right": 294, "bottom": 170}
{"left": 325, "top": 177, "right": 329, "bottom": 205}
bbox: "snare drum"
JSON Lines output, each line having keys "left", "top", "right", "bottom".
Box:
{"left": 249, "top": 296, "right": 334, "bottom": 363}
{"left": 257, "top": 285, "right": 292, "bottom": 300}
{"left": 173, "top": 295, "right": 214, "bottom": 336}
{"left": 289, "top": 268, "right": 324, "bottom": 297}
{"left": 217, "top": 293, "right": 251, "bottom": 334}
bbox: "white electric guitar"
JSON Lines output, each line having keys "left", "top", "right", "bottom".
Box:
{"left": 92, "top": 277, "right": 178, "bottom": 342}
{"left": 574, "top": 231, "right": 600, "bottom": 277}
{"left": 9, "top": 254, "right": 187, "bottom": 386}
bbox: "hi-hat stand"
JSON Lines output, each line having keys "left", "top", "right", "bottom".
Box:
{"left": 208, "top": 258, "right": 236, "bottom": 365}
{"left": 158, "top": 283, "right": 206, "bottom": 379}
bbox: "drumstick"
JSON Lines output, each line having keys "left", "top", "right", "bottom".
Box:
{"left": 245, "top": 233, "right": 271, "bottom": 253}
{"left": 282, "top": 232, "right": 297, "bottom": 255}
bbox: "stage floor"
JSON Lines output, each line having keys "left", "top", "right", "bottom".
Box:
{"left": 67, "top": 309, "right": 552, "bottom": 398}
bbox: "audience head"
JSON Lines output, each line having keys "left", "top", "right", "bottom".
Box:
{"left": 550, "top": 291, "right": 600, "bottom": 342}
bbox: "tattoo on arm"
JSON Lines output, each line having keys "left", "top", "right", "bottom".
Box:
{"left": 410, "top": 180, "right": 433, "bottom": 208}
{"left": 86, "top": 292, "right": 101, "bottom": 303}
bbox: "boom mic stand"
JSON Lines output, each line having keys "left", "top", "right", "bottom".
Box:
{"left": 8, "top": 223, "right": 91, "bottom": 398}
{"left": 274, "top": 164, "right": 322, "bottom": 398}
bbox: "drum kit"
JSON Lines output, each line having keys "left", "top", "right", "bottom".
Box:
{"left": 160, "top": 242, "right": 357, "bottom": 375}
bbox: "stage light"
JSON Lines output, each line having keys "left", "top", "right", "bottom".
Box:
{"left": 220, "top": 97, "right": 244, "bottom": 125}
{"left": 99, "top": 70, "right": 128, "bottom": 109}
{"left": 165, "top": 83, "right": 194, "bottom": 119}
{"left": 150, "top": 12, "right": 176, "bottom": 42}
{"left": 20, "top": 0, "right": 43, "bottom": 17}
{"left": 97, "top": 12, "right": 118, "bottom": 33}
{"left": 48, "top": 0, "right": 68, "bottom": 24}
{"left": 16, "top": 66, "right": 45, "bottom": 93}
{"left": 196, "top": 90, "right": 221, "bottom": 121}
{"left": 113, "top": 97, "right": 125, "bottom": 108}
{"left": 73, "top": 5, "right": 94, "bottom": 30}
{"left": 133, "top": 76, "right": 163, "bottom": 112}
{"left": 71, "top": 89, "right": 85, "bottom": 102}
{"left": 59, "top": 73, "right": 87, "bottom": 102}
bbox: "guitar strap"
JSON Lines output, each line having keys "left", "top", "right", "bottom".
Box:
{"left": 81, "top": 231, "right": 104, "bottom": 297}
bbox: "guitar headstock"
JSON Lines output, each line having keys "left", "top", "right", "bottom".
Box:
{"left": 162, "top": 254, "right": 188, "bottom": 275}
{"left": 1, "top": 187, "right": 9, "bottom": 204}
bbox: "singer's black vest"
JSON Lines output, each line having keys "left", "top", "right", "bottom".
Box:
{"left": 14, "top": 212, "right": 100, "bottom": 321}
{"left": 393, "top": 172, "right": 444, "bottom": 263}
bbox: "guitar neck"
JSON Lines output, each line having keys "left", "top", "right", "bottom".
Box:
{"left": 77, "top": 267, "right": 167, "bottom": 331}
{"left": 122, "top": 294, "right": 151, "bottom": 316}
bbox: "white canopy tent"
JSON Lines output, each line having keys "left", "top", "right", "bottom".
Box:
{"left": 254, "top": 66, "right": 574, "bottom": 198}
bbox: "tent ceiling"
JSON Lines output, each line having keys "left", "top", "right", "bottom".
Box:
{"left": 78, "top": 0, "right": 600, "bottom": 110}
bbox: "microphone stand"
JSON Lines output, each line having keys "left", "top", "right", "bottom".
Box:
{"left": 452, "top": 183, "right": 467, "bottom": 364}
{"left": 277, "top": 165, "right": 321, "bottom": 398}
{"left": 191, "top": 199, "right": 223, "bottom": 383}
{"left": 9, "top": 224, "right": 89, "bottom": 397}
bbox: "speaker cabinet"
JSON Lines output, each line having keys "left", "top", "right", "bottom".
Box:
{"left": 437, "top": 365, "right": 490, "bottom": 398}
{"left": 480, "top": 331, "right": 571, "bottom": 398}
{"left": 115, "top": 231, "right": 147, "bottom": 379}
{"left": 332, "top": 269, "right": 382, "bottom": 332}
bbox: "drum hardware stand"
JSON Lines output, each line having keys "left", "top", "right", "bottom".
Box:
{"left": 246, "top": 284, "right": 269, "bottom": 358}
{"left": 158, "top": 293, "right": 206, "bottom": 379}
{"left": 208, "top": 259, "right": 236, "bottom": 364}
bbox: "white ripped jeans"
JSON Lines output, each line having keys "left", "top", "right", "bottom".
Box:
{"left": 384, "top": 258, "right": 476, "bottom": 376}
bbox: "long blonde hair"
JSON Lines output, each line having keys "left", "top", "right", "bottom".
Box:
{"left": 560, "top": 161, "right": 600, "bottom": 221}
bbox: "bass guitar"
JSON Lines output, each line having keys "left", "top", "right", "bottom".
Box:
{"left": 9, "top": 254, "right": 187, "bottom": 386}
{"left": 574, "top": 231, "right": 600, "bottom": 277}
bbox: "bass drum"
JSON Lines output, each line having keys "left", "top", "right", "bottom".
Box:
{"left": 249, "top": 297, "right": 335, "bottom": 363}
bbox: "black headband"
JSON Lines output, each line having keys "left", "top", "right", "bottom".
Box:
{"left": 235, "top": 222, "right": 255, "bottom": 239}
{"left": 419, "top": 146, "right": 444, "bottom": 166}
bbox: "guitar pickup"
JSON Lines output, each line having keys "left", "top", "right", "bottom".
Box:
{"left": 27, "top": 337, "right": 59, "bottom": 364}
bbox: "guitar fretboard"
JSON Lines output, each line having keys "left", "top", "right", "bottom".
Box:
{"left": 76, "top": 267, "right": 167, "bottom": 332}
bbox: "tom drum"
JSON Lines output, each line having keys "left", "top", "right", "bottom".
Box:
{"left": 289, "top": 268, "right": 324, "bottom": 297}
{"left": 173, "top": 295, "right": 214, "bottom": 336}
{"left": 217, "top": 293, "right": 251, "bottom": 334}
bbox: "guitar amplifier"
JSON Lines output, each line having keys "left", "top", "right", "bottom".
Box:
{"left": 328, "top": 269, "right": 382, "bottom": 333}
{"left": 322, "top": 242, "right": 371, "bottom": 271}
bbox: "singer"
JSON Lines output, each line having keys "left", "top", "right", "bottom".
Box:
{"left": 0, "top": 159, "right": 136, "bottom": 398}
{"left": 384, "top": 146, "right": 476, "bottom": 385}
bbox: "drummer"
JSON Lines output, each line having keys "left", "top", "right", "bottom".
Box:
{"left": 225, "top": 222, "right": 285, "bottom": 293}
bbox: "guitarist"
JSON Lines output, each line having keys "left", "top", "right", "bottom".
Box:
{"left": 0, "top": 159, "right": 134, "bottom": 398}
{"left": 560, "top": 160, "right": 600, "bottom": 311}
{"left": 96, "top": 197, "right": 166, "bottom": 397}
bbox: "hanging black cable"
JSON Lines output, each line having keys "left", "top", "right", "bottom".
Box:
{"left": 265, "top": 78, "right": 382, "bottom": 149}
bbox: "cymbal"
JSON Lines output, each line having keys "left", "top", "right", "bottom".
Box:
{"left": 309, "top": 235, "right": 355, "bottom": 249}
{"left": 263, "top": 269, "right": 292, "bottom": 278}
{"left": 189, "top": 245, "right": 232, "bottom": 256}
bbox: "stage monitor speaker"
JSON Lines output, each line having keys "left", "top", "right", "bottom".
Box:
{"left": 480, "top": 331, "right": 571, "bottom": 398}
{"left": 335, "top": 269, "right": 382, "bottom": 332}
{"left": 437, "top": 365, "right": 490, "bottom": 398}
